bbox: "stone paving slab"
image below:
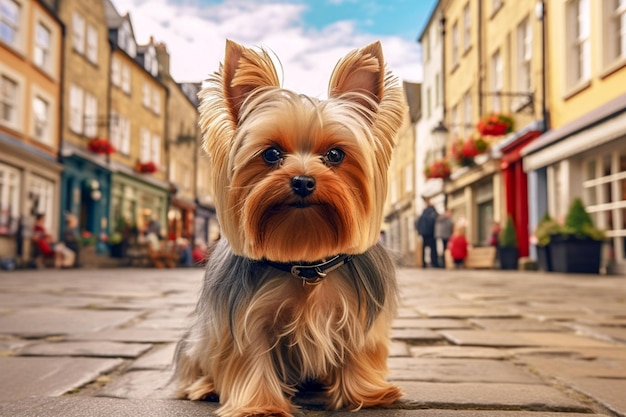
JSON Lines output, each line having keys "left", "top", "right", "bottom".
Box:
{"left": 441, "top": 330, "right": 618, "bottom": 348}
{"left": 561, "top": 378, "right": 626, "bottom": 417}
{"left": 67, "top": 328, "right": 183, "bottom": 343}
{"left": 0, "top": 357, "right": 123, "bottom": 401}
{"left": 95, "top": 369, "right": 174, "bottom": 399}
{"left": 387, "top": 358, "right": 541, "bottom": 384}
{"left": 400, "top": 381, "right": 590, "bottom": 412}
{"left": 392, "top": 318, "right": 473, "bottom": 329}
{"left": 391, "top": 328, "right": 444, "bottom": 342}
{"left": 520, "top": 356, "right": 626, "bottom": 379}
{"left": 128, "top": 343, "right": 176, "bottom": 370}
{"left": 470, "top": 318, "right": 567, "bottom": 332}
{"left": 18, "top": 341, "right": 152, "bottom": 358}
{"left": 0, "top": 308, "right": 140, "bottom": 337}
{"left": 0, "top": 397, "right": 613, "bottom": 417}
{"left": 409, "top": 345, "right": 512, "bottom": 359}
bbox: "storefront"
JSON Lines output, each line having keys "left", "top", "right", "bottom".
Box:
{"left": 110, "top": 165, "right": 168, "bottom": 239}
{"left": 60, "top": 144, "right": 111, "bottom": 254}
{"left": 167, "top": 196, "right": 195, "bottom": 241}
{"left": 0, "top": 133, "right": 62, "bottom": 266}
{"left": 444, "top": 154, "right": 503, "bottom": 246}
{"left": 194, "top": 203, "right": 218, "bottom": 246}
{"left": 523, "top": 94, "right": 626, "bottom": 274}
{"left": 496, "top": 121, "right": 543, "bottom": 258}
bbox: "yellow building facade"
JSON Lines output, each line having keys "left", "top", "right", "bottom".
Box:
{"left": 523, "top": 0, "right": 626, "bottom": 273}
{"left": 0, "top": 0, "right": 64, "bottom": 265}
{"left": 441, "top": 0, "right": 546, "bottom": 257}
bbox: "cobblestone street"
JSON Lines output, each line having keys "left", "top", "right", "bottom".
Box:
{"left": 0, "top": 267, "right": 624, "bottom": 417}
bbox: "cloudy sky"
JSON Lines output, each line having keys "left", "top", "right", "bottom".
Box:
{"left": 110, "top": 0, "right": 436, "bottom": 97}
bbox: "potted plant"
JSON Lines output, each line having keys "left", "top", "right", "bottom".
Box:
{"left": 136, "top": 161, "right": 158, "bottom": 174}
{"left": 498, "top": 216, "right": 519, "bottom": 270}
{"left": 533, "top": 213, "right": 560, "bottom": 272}
{"left": 451, "top": 135, "right": 489, "bottom": 167}
{"left": 477, "top": 113, "right": 514, "bottom": 136}
{"left": 87, "top": 138, "right": 115, "bottom": 155}
{"left": 424, "top": 159, "right": 451, "bottom": 180}
{"left": 550, "top": 198, "right": 605, "bottom": 274}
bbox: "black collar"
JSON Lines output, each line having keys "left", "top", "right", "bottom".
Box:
{"left": 263, "top": 254, "right": 353, "bottom": 285}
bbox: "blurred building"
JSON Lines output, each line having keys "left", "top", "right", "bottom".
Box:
{"left": 384, "top": 81, "right": 420, "bottom": 265}
{"left": 522, "top": 0, "right": 626, "bottom": 273}
{"left": 157, "top": 42, "right": 198, "bottom": 242}
{"left": 57, "top": 0, "right": 112, "bottom": 253}
{"left": 105, "top": 0, "right": 168, "bottom": 238}
{"left": 0, "top": 0, "right": 64, "bottom": 264}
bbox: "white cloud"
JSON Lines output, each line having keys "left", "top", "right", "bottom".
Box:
{"left": 111, "top": 0, "right": 421, "bottom": 98}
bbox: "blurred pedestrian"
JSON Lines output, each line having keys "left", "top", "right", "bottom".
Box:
{"left": 415, "top": 197, "right": 439, "bottom": 268}
{"left": 435, "top": 209, "right": 453, "bottom": 268}
{"left": 62, "top": 214, "right": 80, "bottom": 267}
{"left": 448, "top": 224, "right": 468, "bottom": 269}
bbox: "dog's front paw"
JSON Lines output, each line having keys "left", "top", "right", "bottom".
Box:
{"left": 217, "top": 404, "right": 294, "bottom": 417}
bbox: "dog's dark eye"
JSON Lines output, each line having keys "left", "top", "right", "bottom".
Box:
{"left": 325, "top": 148, "right": 345, "bottom": 165}
{"left": 262, "top": 147, "right": 283, "bottom": 165}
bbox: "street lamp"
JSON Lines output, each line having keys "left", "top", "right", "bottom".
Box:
{"left": 431, "top": 121, "right": 449, "bottom": 159}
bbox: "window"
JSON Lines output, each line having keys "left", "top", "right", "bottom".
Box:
{"left": 451, "top": 104, "right": 459, "bottom": 137}
{"left": 86, "top": 24, "right": 98, "bottom": 64}
{"left": 583, "top": 149, "right": 626, "bottom": 268}
{"left": 517, "top": 16, "right": 532, "bottom": 93}
{"left": 118, "top": 21, "right": 136, "bottom": 58}
{"left": 152, "top": 89, "right": 161, "bottom": 115}
{"left": 84, "top": 93, "right": 97, "bottom": 138}
{"left": 603, "top": 0, "right": 626, "bottom": 67}
{"left": 151, "top": 134, "right": 161, "bottom": 167}
{"left": 119, "top": 116, "right": 130, "bottom": 154}
{"left": 491, "top": 49, "right": 503, "bottom": 111}
{"left": 29, "top": 175, "right": 54, "bottom": 232}
{"left": 111, "top": 56, "right": 120, "bottom": 87}
{"left": 463, "top": 90, "right": 472, "bottom": 135}
{"left": 32, "top": 96, "right": 49, "bottom": 144}
{"left": 69, "top": 84, "right": 83, "bottom": 134}
{"left": 121, "top": 64, "right": 131, "bottom": 93}
{"left": 109, "top": 110, "right": 119, "bottom": 150}
{"left": 0, "top": 162, "right": 20, "bottom": 236}
{"left": 140, "top": 128, "right": 151, "bottom": 162}
{"left": 493, "top": 0, "right": 503, "bottom": 15}
{"left": 72, "top": 12, "right": 85, "bottom": 54}
{"left": 566, "top": 0, "right": 591, "bottom": 89}
{"left": 1, "top": 74, "right": 18, "bottom": 127}
{"left": 142, "top": 82, "right": 150, "bottom": 108}
{"left": 463, "top": 3, "right": 471, "bottom": 52}
{"left": 0, "top": 0, "right": 20, "bottom": 48}
{"left": 452, "top": 21, "right": 459, "bottom": 67}
{"left": 34, "top": 22, "right": 51, "bottom": 71}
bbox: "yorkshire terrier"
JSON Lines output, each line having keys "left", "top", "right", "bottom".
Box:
{"left": 173, "top": 39, "right": 405, "bottom": 417}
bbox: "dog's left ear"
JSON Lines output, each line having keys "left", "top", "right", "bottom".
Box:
{"left": 328, "top": 41, "right": 385, "bottom": 113}
{"left": 222, "top": 39, "right": 281, "bottom": 122}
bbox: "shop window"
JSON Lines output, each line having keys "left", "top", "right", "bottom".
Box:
{"left": 29, "top": 175, "right": 54, "bottom": 232}
{"left": 0, "top": 163, "right": 20, "bottom": 235}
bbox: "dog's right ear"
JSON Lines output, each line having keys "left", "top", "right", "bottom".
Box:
{"left": 222, "top": 39, "right": 281, "bottom": 122}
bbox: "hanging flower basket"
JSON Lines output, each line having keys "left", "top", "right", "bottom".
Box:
{"left": 476, "top": 113, "right": 514, "bottom": 136}
{"left": 136, "top": 161, "right": 158, "bottom": 173}
{"left": 87, "top": 138, "right": 115, "bottom": 155}
{"left": 424, "top": 159, "right": 451, "bottom": 180}
{"left": 451, "top": 135, "right": 489, "bottom": 167}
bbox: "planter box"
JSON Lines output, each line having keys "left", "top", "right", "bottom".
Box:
{"left": 498, "top": 247, "right": 519, "bottom": 270}
{"left": 550, "top": 235, "right": 602, "bottom": 274}
{"left": 536, "top": 245, "right": 552, "bottom": 272}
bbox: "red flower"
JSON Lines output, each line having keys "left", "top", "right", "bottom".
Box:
{"left": 452, "top": 136, "right": 489, "bottom": 167}
{"left": 476, "top": 113, "right": 514, "bottom": 136}
{"left": 88, "top": 138, "right": 115, "bottom": 155}
{"left": 136, "top": 161, "right": 158, "bottom": 173}
{"left": 424, "top": 159, "right": 451, "bottom": 180}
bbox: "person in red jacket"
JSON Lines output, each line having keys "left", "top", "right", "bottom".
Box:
{"left": 448, "top": 226, "right": 468, "bottom": 268}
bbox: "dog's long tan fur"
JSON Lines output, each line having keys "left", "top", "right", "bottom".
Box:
{"left": 174, "top": 40, "right": 406, "bottom": 417}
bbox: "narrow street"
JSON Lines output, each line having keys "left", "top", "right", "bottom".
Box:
{"left": 0, "top": 267, "right": 624, "bottom": 417}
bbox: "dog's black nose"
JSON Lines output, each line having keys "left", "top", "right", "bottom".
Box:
{"left": 291, "top": 175, "right": 316, "bottom": 197}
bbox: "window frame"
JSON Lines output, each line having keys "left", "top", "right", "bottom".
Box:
{"left": 72, "top": 11, "right": 85, "bottom": 55}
